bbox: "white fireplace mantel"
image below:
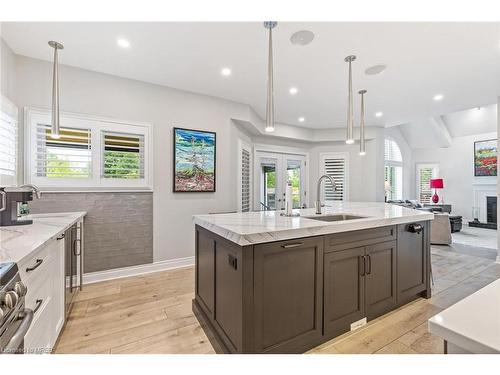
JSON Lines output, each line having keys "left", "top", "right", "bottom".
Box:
{"left": 472, "top": 185, "right": 497, "bottom": 222}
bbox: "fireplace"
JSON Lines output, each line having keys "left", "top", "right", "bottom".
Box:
{"left": 470, "top": 194, "right": 497, "bottom": 230}
{"left": 487, "top": 196, "right": 497, "bottom": 224}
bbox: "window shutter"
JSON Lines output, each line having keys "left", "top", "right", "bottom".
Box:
{"left": 323, "top": 157, "right": 345, "bottom": 201}
{"left": 0, "top": 111, "right": 17, "bottom": 179}
{"left": 418, "top": 167, "right": 434, "bottom": 204}
{"left": 241, "top": 148, "right": 250, "bottom": 212}
{"left": 35, "top": 124, "right": 92, "bottom": 178}
{"left": 385, "top": 165, "right": 402, "bottom": 200}
{"left": 384, "top": 139, "right": 402, "bottom": 162}
{"left": 384, "top": 139, "right": 403, "bottom": 200}
{"left": 102, "top": 131, "right": 145, "bottom": 179}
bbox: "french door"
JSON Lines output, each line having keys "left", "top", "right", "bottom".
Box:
{"left": 254, "top": 151, "right": 307, "bottom": 211}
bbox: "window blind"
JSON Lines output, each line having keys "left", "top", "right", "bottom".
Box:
{"left": 323, "top": 157, "right": 345, "bottom": 201}
{"left": 241, "top": 148, "right": 250, "bottom": 212}
{"left": 385, "top": 165, "right": 402, "bottom": 200}
{"left": 384, "top": 139, "right": 402, "bottom": 162}
{"left": 35, "top": 124, "right": 91, "bottom": 178}
{"left": 418, "top": 167, "right": 435, "bottom": 204}
{"left": 102, "top": 131, "right": 145, "bottom": 179}
{"left": 0, "top": 111, "right": 17, "bottom": 178}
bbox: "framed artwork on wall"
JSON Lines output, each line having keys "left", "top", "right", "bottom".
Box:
{"left": 173, "top": 127, "right": 216, "bottom": 192}
{"left": 474, "top": 139, "right": 497, "bottom": 177}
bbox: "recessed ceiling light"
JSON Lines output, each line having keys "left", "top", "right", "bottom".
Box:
{"left": 365, "top": 64, "right": 387, "bottom": 75}
{"left": 117, "top": 38, "right": 130, "bottom": 48}
{"left": 298, "top": 117, "right": 305, "bottom": 122}
{"left": 289, "top": 87, "right": 298, "bottom": 95}
{"left": 433, "top": 94, "right": 444, "bottom": 101}
{"left": 221, "top": 68, "right": 232, "bottom": 77}
{"left": 375, "top": 112, "right": 383, "bottom": 118}
{"left": 290, "top": 30, "right": 315, "bottom": 46}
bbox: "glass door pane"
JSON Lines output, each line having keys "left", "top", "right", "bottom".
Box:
{"left": 262, "top": 164, "right": 277, "bottom": 210}
{"left": 285, "top": 155, "right": 306, "bottom": 209}
{"left": 255, "top": 152, "right": 282, "bottom": 211}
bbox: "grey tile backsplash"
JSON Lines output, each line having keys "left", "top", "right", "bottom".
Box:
{"left": 29, "top": 192, "right": 153, "bottom": 273}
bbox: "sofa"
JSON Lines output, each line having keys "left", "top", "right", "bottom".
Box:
{"left": 387, "top": 200, "right": 453, "bottom": 245}
{"left": 430, "top": 213, "right": 452, "bottom": 245}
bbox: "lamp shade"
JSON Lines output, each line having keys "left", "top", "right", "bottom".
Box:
{"left": 430, "top": 178, "right": 444, "bottom": 189}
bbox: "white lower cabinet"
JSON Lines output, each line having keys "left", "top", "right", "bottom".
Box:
{"left": 20, "top": 235, "right": 65, "bottom": 354}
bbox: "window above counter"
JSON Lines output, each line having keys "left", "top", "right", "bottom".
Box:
{"left": 24, "top": 107, "right": 153, "bottom": 191}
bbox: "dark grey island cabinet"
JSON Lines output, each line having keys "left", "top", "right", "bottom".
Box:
{"left": 193, "top": 220, "right": 431, "bottom": 354}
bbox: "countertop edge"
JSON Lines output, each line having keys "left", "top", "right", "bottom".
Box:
{"left": 193, "top": 212, "right": 433, "bottom": 246}
{"left": 428, "top": 319, "right": 499, "bottom": 354}
{"left": 1, "top": 211, "right": 87, "bottom": 265}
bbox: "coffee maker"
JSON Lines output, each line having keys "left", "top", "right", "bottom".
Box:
{"left": 0, "top": 185, "right": 41, "bottom": 226}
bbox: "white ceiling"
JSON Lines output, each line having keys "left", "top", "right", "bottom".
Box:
{"left": 442, "top": 104, "right": 498, "bottom": 137}
{"left": 2, "top": 22, "right": 500, "bottom": 129}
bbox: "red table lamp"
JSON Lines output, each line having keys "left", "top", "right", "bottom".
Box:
{"left": 430, "top": 178, "right": 444, "bottom": 204}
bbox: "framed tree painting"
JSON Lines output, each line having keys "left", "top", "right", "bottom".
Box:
{"left": 173, "top": 127, "right": 216, "bottom": 192}
{"left": 474, "top": 139, "right": 497, "bottom": 177}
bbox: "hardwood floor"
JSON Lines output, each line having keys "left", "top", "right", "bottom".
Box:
{"left": 55, "top": 244, "right": 500, "bottom": 354}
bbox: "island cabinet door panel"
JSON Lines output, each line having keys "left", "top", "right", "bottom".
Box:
{"left": 195, "top": 227, "right": 215, "bottom": 316}
{"left": 365, "top": 241, "right": 397, "bottom": 320}
{"left": 397, "top": 222, "right": 427, "bottom": 303}
{"left": 324, "top": 247, "right": 366, "bottom": 338}
{"left": 214, "top": 240, "right": 243, "bottom": 352}
{"left": 253, "top": 237, "right": 323, "bottom": 353}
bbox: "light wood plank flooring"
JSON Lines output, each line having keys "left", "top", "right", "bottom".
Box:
{"left": 55, "top": 244, "right": 500, "bottom": 354}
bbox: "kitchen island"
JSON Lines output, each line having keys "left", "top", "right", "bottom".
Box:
{"left": 192, "top": 202, "right": 434, "bottom": 354}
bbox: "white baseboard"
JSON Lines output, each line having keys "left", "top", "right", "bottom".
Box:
{"left": 82, "top": 256, "right": 195, "bottom": 284}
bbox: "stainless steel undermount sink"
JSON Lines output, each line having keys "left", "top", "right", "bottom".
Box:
{"left": 305, "top": 214, "right": 366, "bottom": 222}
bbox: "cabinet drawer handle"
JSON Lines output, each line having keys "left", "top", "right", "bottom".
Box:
{"left": 407, "top": 223, "right": 423, "bottom": 234}
{"left": 359, "top": 256, "right": 366, "bottom": 276}
{"left": 34, "top": 299, "right": 43, "bottom": 313}
{"left": 56, "top": 233, "right": 65, "bottom": 240}
{"left": 26, "top": 259, "right": 43, "bottom": 272}
{"left": 281, "top": 242, "right": 304, "bottom": 248}
{"left": 73, "top": 238, "right": 81, "bottom": 256}
{"left": 366, "top": 255, "right": 372, "bottom": 275}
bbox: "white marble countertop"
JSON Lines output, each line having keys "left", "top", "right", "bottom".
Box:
{"left": 0, "top": 212, "right": 87, "bottom": 264}
{"left": 428, "top": 278, "right": 500, "bottom": 353}
{"left": 193, "top": 201, "right": 434, "bottom": 246}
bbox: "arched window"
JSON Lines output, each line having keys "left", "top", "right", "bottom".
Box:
{"left": 384, "top": 138, "right": 403, "bottom": 201}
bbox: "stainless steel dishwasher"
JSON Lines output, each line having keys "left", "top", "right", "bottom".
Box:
{"left": 65, "top": 222, "right": 83, "bottom": 317}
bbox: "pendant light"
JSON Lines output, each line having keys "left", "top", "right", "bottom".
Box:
{"left": 344, "top": 55, "right": 356, "bottom": 144}
{"left": 48, "top": 41, "right": 64, "bottom": 139}
{"left": 264, "top": 21, "right": 277, "bottom": 132}
{"left": 358, "top": 89, "right": 367, "bottom": 156}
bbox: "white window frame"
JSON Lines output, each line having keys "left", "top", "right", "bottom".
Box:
{"left": 319, "top": 152, "right": 349, "bottom": 202}
{"left": 0, "top": 96, "right": 18, "bottom": 186}
{"left": 416, "top": 163, "right": 440, "bottom": 204}
{"left": 24, "top": 107, "right": 153, "bottom": 191}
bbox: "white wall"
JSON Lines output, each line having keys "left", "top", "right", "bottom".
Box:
{"left": 14, "top": 55, "right": 251, "bottom": 263}
{"left": 413, "top": 131, "right": 498, "bottom": 221}
{"left": 1, "top": 38, "right": 16, "bottom": 101}
{"left": 1, "top": 38, "right": 19, "bottom": 187}
{"left": 497, "top": 96, "right": 500, "bottom": 263}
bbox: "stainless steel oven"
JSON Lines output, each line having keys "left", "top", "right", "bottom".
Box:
{"left": 0, "top": 262, "right": 33, "bottom": 354}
